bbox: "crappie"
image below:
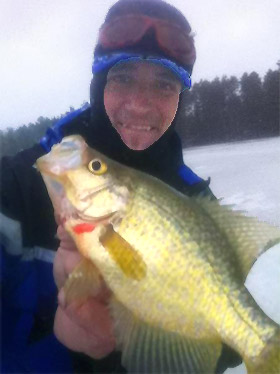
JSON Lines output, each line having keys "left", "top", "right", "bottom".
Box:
{"left": 36, "top": 135, "right": 280, "bottom": 374}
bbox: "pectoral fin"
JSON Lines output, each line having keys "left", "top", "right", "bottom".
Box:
{"left": 110, "top": 297, "right": 222, "bottom": 374}
{"left": 63, "top": 258, "right": 102, "bottom": 305}
{"left": 100, "top": 224, "right": 147, "bottom": 281}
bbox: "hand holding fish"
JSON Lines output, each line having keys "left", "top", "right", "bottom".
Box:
{"left": 53, "top": 225, "right": 116, "bottom": 359}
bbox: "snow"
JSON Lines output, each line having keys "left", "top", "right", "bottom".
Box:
{"left": 183, "top": 137, "right": 280, "bottom": 374}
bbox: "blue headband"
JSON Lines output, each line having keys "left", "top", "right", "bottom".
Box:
{"left": 93, "top": 52, "right": 191, "bottom": 91}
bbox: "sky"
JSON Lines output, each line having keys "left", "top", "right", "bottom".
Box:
{"left": 1, "top": 0, "right": 279, "bottom": 130}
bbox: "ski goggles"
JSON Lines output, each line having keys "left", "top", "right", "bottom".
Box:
{"left": 93, "top": 53, "right": 191, "bottom": 91}
{"left": 98, "top": 14, "right": 196, "bottom": 66}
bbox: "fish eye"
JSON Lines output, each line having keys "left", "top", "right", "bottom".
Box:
{"left": 88, "top": 158, "right": 107, "bottom": 175}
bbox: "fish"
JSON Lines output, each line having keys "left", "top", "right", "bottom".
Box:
{"left": 36, "top": 135, "right": 280, "bottom": 374}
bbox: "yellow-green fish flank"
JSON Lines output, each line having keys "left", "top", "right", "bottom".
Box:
{"left": 37, "top": 135, "right": 280, "bottom": 373}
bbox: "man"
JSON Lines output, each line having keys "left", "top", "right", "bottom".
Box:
{"left": 1, "top": 0, "right": 241, "bottom": 372}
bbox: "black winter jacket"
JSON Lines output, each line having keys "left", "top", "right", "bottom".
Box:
{"left": 1, "top": 107, "right": 241, "bottom": 373}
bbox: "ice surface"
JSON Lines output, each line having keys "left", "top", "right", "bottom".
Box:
{"left": 183, "top": 137, "right": 280, "bottom": 374}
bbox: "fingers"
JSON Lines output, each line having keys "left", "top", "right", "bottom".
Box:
{"left": 53, "top": 225, "right": 82, "bottom": 289}
{"left": 57, "top": 225, "right": 77, "bottom": 251}
{"left": 54, "top": 306, "right": 115, "bottom": 359}
{"left": 54, "top": 212, "right": 61, "bottom": 225}
{"left": 54, "top": 293, "right": 116, "bottom": 359}
{"left": 53, "top": 224, "right": 116, "bottom": 359}
{"left": 53, "top": 247, "right": 67, "bottom": 289}
{"left": 54, "top": 225, "right": 111, "bottom": 298}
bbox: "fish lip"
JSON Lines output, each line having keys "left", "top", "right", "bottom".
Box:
{"left": 62, "top": 210, "right": 119, "bottom": 230}
{"left": 77, "top": 210, "right": 118, "bottom": 224}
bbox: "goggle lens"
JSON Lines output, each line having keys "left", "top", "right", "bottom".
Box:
{"left": 99, "top": 15, "right": 195, "bottom": 66}
{"left": 157, "top": 25, "right": 189, "bottom": 53}
{"left": 102, "top": 18, "right": 146, "bottom": 46}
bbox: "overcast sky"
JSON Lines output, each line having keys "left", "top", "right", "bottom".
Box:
{"left": 1, "top": 0, "right": 279, "bottom": 130}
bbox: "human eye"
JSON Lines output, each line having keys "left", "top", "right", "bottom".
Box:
{"left": 154, "top": 79, "right": 178, "bottom": 92}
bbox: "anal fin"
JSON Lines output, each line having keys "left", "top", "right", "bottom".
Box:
{"left": 110, "top": 297, "right": 222, "bottom": 373}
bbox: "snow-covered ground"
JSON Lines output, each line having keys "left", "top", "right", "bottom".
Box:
{"left": 183, "top": 137, "right": 280, "bottom": 374}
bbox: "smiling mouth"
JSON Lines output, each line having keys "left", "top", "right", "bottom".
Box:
{"left": 118, "top": 122, "right": 155, "bottom": 132}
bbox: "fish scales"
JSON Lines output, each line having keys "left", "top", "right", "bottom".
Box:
{"left": 36, "top": 135, "right": 280, "bottom": 373}
{"left": 117, "top": 180, "right": 276, "bottom": 355}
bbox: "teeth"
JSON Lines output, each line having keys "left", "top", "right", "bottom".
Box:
{"left": 121, "top": 123, "right": 152, "bottom": 131}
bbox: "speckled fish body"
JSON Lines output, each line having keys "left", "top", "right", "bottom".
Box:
{"left": 37, "top": 135, "right": 280, "bottom": 373}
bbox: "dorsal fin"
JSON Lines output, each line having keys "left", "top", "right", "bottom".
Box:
{"left": 195, "top": 198, "right": 280, "bottom": 279}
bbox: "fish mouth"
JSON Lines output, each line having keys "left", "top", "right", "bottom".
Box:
{"left": 77, "top": 210, "right": 118, "bottom": 224}
{"left": 59, "top": 209, "right": 119, "bottom": 231}
{"left": 44, "top": 178, "right": 126, "bottom": 227}
{"left": 54, "top": 183, "right": 120, "bottom": 227}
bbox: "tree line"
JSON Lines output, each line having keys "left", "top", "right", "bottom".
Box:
{"left": 176, "top": 68, "right": 279, "bottom": 146}
{"left": 0, "top": 68, "right": 279, "bottom": 158}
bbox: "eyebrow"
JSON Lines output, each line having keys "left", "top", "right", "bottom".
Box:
{"left": 109, "top": 63, "right": 136, "bottom": 73}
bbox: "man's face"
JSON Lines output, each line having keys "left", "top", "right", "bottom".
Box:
{"left": 104, "top": 61, "right": 181, "bottom": 150}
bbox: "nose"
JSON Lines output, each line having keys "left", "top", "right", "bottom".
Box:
{"left": 123, "top": 83, "right": 153, "bottom": 114}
